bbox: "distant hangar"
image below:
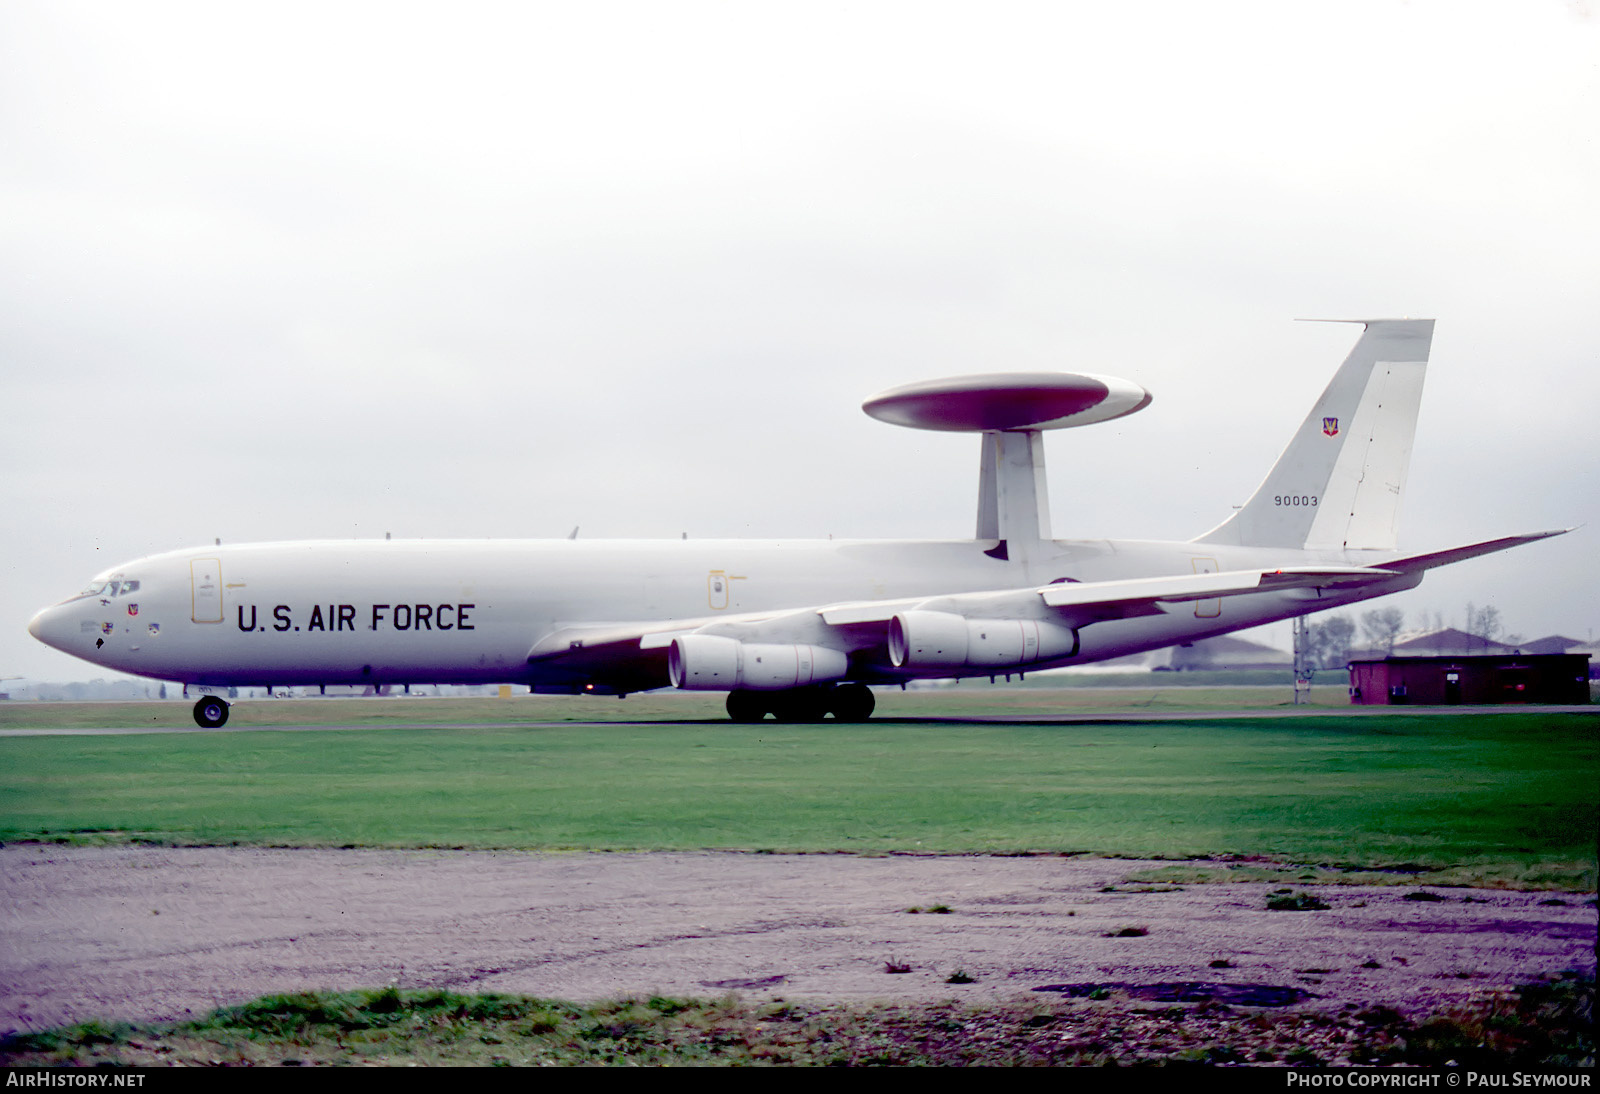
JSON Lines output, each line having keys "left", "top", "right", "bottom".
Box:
{"left": 1349, "top": 652, "right": 1590, "bottom": 706}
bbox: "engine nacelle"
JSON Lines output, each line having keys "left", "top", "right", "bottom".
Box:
{"left": 668, "top": 634, "right": 850, "bottom": 691}
{"left": 887, "top": 611, "right": 1079, "bottom": 670}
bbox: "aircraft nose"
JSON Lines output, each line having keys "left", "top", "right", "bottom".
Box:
{"left": 28, "top": 606, "right": 66, "bottom": 651}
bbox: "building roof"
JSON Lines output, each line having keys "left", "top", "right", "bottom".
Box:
{"left": 1391, "top": 627, "right": 1516, "bottom": 654}
{"left": 1519, "top": 635, "right": 1589, "bottom": 655}
{"left": 1168, "top": 633, "right": 1293, "bottom": 670}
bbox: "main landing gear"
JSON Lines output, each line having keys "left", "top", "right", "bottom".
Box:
{"left": 725, "top": 682, "right": 876, "bottom": 724}
{"left": 192, "top": 696, "right": 230, "bottom": 728}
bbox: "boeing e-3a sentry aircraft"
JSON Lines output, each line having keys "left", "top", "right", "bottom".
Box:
{"left": 29, "top": 319, "right": 1563, "bottom": 728}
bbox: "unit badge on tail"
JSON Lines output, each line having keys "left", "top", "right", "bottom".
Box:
{"left": 1322, "top": 416, "right": 1339, "bottom": 437}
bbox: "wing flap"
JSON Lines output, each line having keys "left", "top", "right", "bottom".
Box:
{"left": 818, "top": 602, "right": 900, "bottom": 626}
{"left": 1037, "top": 566, "right": 1389, "bottom": 610}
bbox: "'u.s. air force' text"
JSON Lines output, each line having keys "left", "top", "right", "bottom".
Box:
{"left": 235, "top": 604, "right": 475, "bottom": 632}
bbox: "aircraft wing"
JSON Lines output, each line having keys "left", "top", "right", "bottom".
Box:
{"left": 527, "top": 619, "right": 745, "bottom": 658}
{"left": 524, "top": 610, "right": 795, "bottom": 693}
{"left": 525, "top": 565, "right": 1401, "bottom": 689}
{"left": 816, "top": 565, "right": 1394, "bottom": 627}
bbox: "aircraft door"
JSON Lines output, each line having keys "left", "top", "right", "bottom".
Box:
{"left": 191, "top": 558, "right": 223, "bottom": 623}
{"left": 707, "top": 570, "right": 745, "bottom": 611}
{"left": 1190, "top": 557, "right": 1221, "bottom": 618}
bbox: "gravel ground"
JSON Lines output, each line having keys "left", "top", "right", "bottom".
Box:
{"left": 1, "top": 846, "right": 1593, "bottom": 1035}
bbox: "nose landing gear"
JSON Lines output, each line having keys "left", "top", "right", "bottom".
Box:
{"left": 192, "top": 696, "right": 230, "bottom": 728}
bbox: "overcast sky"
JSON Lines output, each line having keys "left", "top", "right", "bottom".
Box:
{"left": 4, "top": 0, "right": 1597, "bottom": 684}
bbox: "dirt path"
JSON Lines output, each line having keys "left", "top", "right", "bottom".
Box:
{"left": 1, "top": 846, "right": 1592, "bottom": 1034}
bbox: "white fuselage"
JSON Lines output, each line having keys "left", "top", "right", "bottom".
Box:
{"left": 28, "top": 536, "right": 1417, "bottom": 689}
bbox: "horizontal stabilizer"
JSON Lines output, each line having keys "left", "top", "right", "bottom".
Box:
{"left": 1377, "top": 529, "right": 1571, "bottom": 573}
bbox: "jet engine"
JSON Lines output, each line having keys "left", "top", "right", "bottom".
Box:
{"left": 887, "top": 611, "right": 1078, "bottom": 670}
{"left": 668, "top": 634, "right": 850, "bottom": 691}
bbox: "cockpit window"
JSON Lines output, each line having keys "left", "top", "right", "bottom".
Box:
{"left": 66, "top": 576, "right": 141, "bottom": 603}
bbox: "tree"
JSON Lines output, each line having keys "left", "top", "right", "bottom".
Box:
{"left": 1464, "top": 602, "right": 1504, "bottom": 646}
{"left": 1361, "top": 607, "right": 1405, "bottom": 655}
{"left": 1306, "top": 613, "right": 1355, "bottom": 669}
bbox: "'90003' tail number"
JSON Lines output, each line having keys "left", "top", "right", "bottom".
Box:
{"left": 1273, "top": 495, "right": 1318, "bottom": 507}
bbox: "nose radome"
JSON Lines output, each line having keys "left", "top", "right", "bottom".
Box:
{"left": 28, "top": 606, "right": 62, "bottom": 650}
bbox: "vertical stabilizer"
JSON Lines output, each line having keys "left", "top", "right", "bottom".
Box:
{"left": 1197, "top": 319, "right": 1433, "bottom": 551}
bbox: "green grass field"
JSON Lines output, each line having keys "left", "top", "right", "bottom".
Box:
{"left": 2, "top": 696, "right": 1594, "bottom": 887}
